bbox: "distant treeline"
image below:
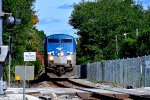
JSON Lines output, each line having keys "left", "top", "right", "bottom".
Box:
{"left": 69, "top": 0, "right": 150, "bottom": 64}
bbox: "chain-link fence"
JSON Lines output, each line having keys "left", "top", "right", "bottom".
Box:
{"left": 75, "top": 55, "right": 150, "bottom": 87}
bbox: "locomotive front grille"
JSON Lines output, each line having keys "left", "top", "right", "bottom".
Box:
{"left": 52, "top": 56, "right": 67, "bottom": 64}
{"left": 48, "top": 55, "right": 74, "bottom": 68}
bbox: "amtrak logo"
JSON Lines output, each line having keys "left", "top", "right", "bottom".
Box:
{"left": 56, "top": 47, "right": 62, "bottom": 50}
{"left": 56, "top": 45, "right": 63, "bottom": 50}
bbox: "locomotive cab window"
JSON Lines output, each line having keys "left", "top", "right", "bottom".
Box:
{"left": 61, "top": 39, "right": 72, "bottom": 43}
{"left": 48, "top": 39, "right": 59, "bottom": 43}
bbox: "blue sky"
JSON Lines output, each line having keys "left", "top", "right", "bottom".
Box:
{"left": 35, "top": 0, "right": 150, "bottom": 37}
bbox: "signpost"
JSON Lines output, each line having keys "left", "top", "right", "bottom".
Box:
{"left": 24, "top": 52, "right": 36, "bottom": 61}
{"left": 0, "top": 46, "right": 8, "bottom": 94}
{"left": 0, "top": 0, "right": 4, "bottom": 95}
{"left": 22, "top": 52, "right": 36, "bottom": 100}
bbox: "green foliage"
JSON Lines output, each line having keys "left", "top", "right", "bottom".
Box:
{"left": 120, "top": 38, "right": 137, "bottom": 58}
{"left": 34, "top": 59, "right": 44, "bottom": 78}
{"left": 3, "top": 0, "right": 45, "bottom": 81}
{"left": 35, "top": 30, "right": 46, "bottom": 57}
{"left": 70, "top": 0, "right": 150, "bottom": 64}
{"left": 136, "top": 28, "right": 150, "bottom": 56}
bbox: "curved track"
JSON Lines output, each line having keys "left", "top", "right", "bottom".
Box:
{"left": 30, "top": 73, "right": 150, "bottom": 100}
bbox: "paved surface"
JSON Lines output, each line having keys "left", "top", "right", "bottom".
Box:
{"left": 2, "top": 88, "right": 89, "bottom": 100}
{"left": 6, "top": 87, "right": 128, "bottom": 94}
{"left": 0, "top": 87, "right": 127, "bottom": 100}
{"left": 0, "top": 94, "right": 40, "bottom": 100}
{"left": 7, "top": 87, "right": 87, "bottom": 94}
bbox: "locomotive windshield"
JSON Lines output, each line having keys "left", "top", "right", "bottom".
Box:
{"left": 61, "top": 39, "right": 72, "bottom": 43}
{"left": 48, "top": 39, "right": 59, "bottom": 43}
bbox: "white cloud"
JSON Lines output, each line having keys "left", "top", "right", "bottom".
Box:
{"left": 58, "top": 4, "right": 73, "bottom": 9}
{"left": 135, "top": 0, "right": 150, "bottom": 9}
{"left": 35, "top": 0, "right": 80, "bottom": 37}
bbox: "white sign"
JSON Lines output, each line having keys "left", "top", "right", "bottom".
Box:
{"left": 0, "top": 45, "right": 9, "bottom": 63}
{"left": 24, "top": 52, "right": 36, "bottom": 61}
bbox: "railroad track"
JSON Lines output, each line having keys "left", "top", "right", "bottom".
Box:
{"left": 68, "top": 79, "right": 150, "bottom": 100}
{"left": 47, "top": 78, "right": 129, "bottom": 100}
{"left": 51, "top": 78, "right": 95, "bottom": 88}
{"left": 51, "top": 79, "right": 150, "bottom": 100}
{"left": 30, "top": 74, "right": 150, "bottom": 100}
{"left": 49, "top": 78, "right": 98, "bottom": 99}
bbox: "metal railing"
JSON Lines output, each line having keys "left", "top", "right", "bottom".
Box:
{"left": 75, "top": 55, "right": 150, "bottom": 87}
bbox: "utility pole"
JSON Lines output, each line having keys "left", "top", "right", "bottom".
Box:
{"left": 136, "top": 28, "right": 139, "bottom": 37}
{"left": 0, "top": 0, "right": 3, "bottom": 80}
{"left": 8, "top": 35, "right": 12, "bottom": 87}
{"left": 0, "top": 0, "right": 7, "bottom": 95}
{"left": 115, "top": 35, "right": 118, "bottom": 56}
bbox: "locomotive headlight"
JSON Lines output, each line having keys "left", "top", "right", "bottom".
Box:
{"left": 49, "top": 56, "right": 54, "bottom": 60}
{"left": 60, "top": 52, "right": 64, "bottom": 56}
{"left": 50, "top": 52, "right": 53, "bottom": 55}
{"left": 67, "top": 52, "right": 73, "bottom": 55}
{"left": 58, "top": 52, "right": 64, "bottom": 56}
{"left": 67, "top": 56, "right": 71, "bottom": 60}
{"left": 48, "top": 52, "right": 54, "bottom": 55}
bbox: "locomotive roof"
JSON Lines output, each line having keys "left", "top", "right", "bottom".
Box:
{"left": 47, "top": 34, "right": 74, "bottom": 39}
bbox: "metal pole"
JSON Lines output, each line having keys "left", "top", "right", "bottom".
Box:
{"left": 23, "top": 65, "right": 26, "bottom": 100}
{"left": 115, "top": 35, "right": 118, "bottom": 55}
{"left": 0, "top": 64, "right": 3, "bottom": 80}
{"left": 0, "top": 0, "right": 3, "bottom": 81}
{"left": 8, "top": 36, "right": 11, "bottom": 87}
{"left": 0, "top": 0, "right": 2, "bottom": 45}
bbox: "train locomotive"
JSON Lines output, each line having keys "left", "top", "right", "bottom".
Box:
{"left": 44, "top": 34, "right": 76, "bottom": 77}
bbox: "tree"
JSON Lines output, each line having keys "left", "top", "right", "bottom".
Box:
{"left": 3, "top": 0, "right": 45, "bottom": 80}
{"left": 69, "top": 0, "right": 148, "bottom": 63}
{"left": 120, "top": 38, "right": 137, "bottom": 58}
{"left": 136, "top": 28, "right": 150, "bottom": 56}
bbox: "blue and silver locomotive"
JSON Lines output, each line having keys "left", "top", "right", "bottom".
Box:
{"left": 44, "top": 34, "right": 76, "bottom": 77}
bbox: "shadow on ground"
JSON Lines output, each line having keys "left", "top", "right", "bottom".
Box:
{"left": 30, "top": 73, "right": 68, "bottom": 84}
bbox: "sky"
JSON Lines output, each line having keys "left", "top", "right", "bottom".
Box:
{"left": 35, "top": 0, "right": 150, "bottom": 38}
